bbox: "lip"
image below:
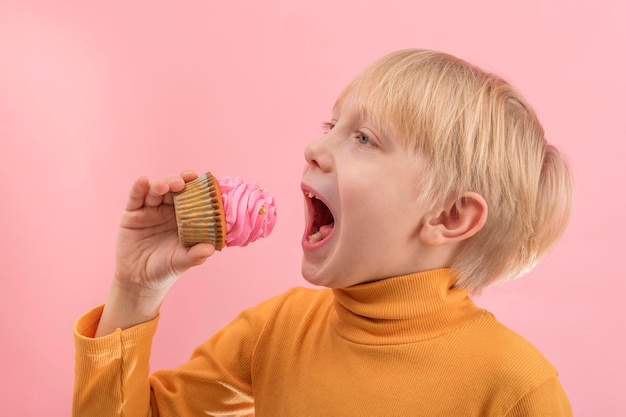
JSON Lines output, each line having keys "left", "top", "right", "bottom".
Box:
{"left": 301, "top": 183, "right": 335, "bottom": 250}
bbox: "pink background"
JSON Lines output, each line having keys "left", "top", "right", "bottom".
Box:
{"left": 1, "top": 1, "right": 624, "bottom": 415}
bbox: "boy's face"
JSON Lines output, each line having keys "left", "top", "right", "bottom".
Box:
{"left": 300, "top": 95, "right": 435, "bottom": 288}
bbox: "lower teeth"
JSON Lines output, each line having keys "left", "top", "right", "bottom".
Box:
{"left": 308, "top": 231, "right": 322, "bottom": 242}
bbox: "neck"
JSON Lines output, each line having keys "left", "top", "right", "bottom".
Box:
{"left": 331, "top": 269, "right": 482, "bottom": 344}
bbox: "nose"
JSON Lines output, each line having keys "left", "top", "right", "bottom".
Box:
{"left": 304, "top": 134, "right": 333, "bottom": 172}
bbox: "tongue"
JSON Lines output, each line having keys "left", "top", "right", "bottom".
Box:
{"left": 319, "top": 223, "right": 333, "bottom": 239}
{"left": 308, "top": 223, "right": 334, "bottom": 243}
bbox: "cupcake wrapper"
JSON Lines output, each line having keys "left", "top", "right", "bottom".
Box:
{"left": 173, "top": 172, "right": 226, "bottom": 250}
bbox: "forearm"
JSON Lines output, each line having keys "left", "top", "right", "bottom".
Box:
{"left": 73, "top": 305, "right": 159, "bottom": 417}
{"left": 95, "top": 280, "right": 169, "bottom": 337}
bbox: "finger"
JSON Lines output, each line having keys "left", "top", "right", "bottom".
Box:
{"left": 125, "top": 176, "right": 150, "bottom": 211}
{"left": 161, "top": 174, "right": 187, "bottom": 205}
{"left": 144, "top": 180, "right": 169, "bottom": 207}
{"left": 166, "top": 175, "right": 186, "bottom": 193}
{"left": 162, "top": 192, "right": 174, "bottom": 206}
{"left": 163, "top": 170, "right": 200, "bottom": 206}
{"left": 180, "top": 170, "right": 199, "bottom": 183}
{"left": 187, "top": 243, "right": 216, "bottom": 266}
{"left": 171, "top": 243, "right": 216, "bottom": 276}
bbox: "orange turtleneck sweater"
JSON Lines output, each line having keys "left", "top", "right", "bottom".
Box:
{"left": 73, "top": 269, "right": 572, "bottom": 416}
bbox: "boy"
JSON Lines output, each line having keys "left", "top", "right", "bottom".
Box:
{"left": 73, "top": 49, "right": 573, "bottom": 416}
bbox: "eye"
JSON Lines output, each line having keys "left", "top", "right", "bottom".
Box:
{"left": 321, "top": 122, "right": 335, "bottom": 133}
{"left": 355, "top": 131, "right": 375, "bottom": 146}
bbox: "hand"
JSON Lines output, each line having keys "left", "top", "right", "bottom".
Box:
{"left": 114, "top": 170, "right": 215, "bottom": 293}
{"left": 95, "top": 171, "right": 215, "bottom": 336}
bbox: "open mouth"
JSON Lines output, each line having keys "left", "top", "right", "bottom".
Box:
{"left": 305, "top": 190, "right": 335, "bottom": 243}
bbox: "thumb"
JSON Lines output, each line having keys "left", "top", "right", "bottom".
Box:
{"left": 185, "top": 243, "right": 216, "bottom": 267}
{"left": 170, "top": 243, "right": 216, "bottom": 277}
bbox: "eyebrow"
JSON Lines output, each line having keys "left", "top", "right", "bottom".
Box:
{"left": 333, "top": 92, "right": 401, "bottom": 143}
{"left": 331, "top": 100, "right": 391, "bottom": 142}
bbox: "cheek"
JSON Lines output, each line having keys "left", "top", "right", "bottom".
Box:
{"left": 381, "top": 187, "right": 424, "bottom": 235}
{"left": 338, "top": 165, "right": 420, "bottom": 227}
{"left": 342, "top": 198, "right": 391, "bottom": 242}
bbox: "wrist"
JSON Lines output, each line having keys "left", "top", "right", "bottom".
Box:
{"left": 111, "top": 275, "right": 172, "bottom": 302}
{"left": 94, "top": 280, "right": 169, "bottom": 337}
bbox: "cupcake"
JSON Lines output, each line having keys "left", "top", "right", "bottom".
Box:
{"left": 173, "top": 172, "right": 277, "bottom": 250}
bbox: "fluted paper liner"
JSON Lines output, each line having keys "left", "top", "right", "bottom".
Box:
{"left": 173, "top": 172, "right": 227, "bottom": 250}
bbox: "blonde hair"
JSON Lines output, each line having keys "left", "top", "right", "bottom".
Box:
{"left": 338, "top": 49, "right": 573, "bottom": 293}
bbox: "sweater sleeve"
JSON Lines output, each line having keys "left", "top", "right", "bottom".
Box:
{"left": 504, "top": 377, "right": 573, "bottom": 417}
{"left": 73, "top": 294, "right": 282, "bottom": 417}
{"left": 73, "top": 305, "right": 159, "bottom": 417}
{"left": 146, "top": 301, "right": 265, "bottom": 416}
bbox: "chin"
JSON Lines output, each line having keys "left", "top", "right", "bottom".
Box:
{"left": 301, "top": 262, "right": 337, "bottom": 288}
{"left": 301, "top": 266, "right": 325, "bottom": 287}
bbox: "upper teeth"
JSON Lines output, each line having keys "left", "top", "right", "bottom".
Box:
{"left": 306, "top": 191, "right": 316, "bottom": 199}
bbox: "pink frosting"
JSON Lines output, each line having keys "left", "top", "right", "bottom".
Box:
{"left": 217, "top": 176, "right": 277, "bottom": 247}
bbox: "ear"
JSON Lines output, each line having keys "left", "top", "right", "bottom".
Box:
{"left": 419, "top": 192, "right": 488, "bottom": 247}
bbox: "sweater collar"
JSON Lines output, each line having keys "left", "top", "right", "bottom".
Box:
{"left": 330, "top": 268, "right": 482, "bottom": 344}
